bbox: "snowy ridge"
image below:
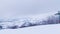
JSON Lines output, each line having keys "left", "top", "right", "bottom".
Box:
{"left": 0, "top": 12, "right": 59, "bottom": 29}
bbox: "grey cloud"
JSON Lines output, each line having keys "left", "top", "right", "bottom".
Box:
{"left": 0, "top": 0, "right": 60, "bottom": 18}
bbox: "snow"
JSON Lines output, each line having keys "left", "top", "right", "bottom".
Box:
{"left": 0, "top": 11, "right": 59, "bottom": 34}
{"left": 0, "top": 11, "right": 59, "bottom": 29}
{"left": 0, "top": 24, "right": 60, "bottom": 34}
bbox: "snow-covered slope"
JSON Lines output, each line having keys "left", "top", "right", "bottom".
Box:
{"left": 0, "top": 11, "right": 59, "bottom": 34}
{"left": 0, "top": 11, "right": 59, "bottom": 29}
{"left": 0, "top": 24, "right": 60, "bottom": 34}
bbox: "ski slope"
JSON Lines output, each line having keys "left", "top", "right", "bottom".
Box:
{"left": 0, "top": 24, "right": 60, "bottom": 34}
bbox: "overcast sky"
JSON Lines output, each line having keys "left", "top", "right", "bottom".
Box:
{"left": 0, "top": 0, "right": 60, "bottom": 19}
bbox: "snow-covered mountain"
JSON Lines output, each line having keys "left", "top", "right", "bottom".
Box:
{"left": 0, "top": 11, "right": 59, "bottom": 30}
